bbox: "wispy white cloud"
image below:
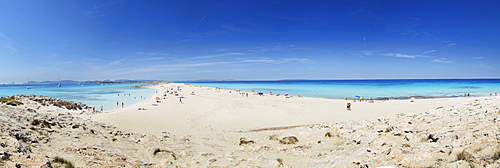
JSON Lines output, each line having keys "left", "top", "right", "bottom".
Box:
{"left": 85, "top": 11, "right": 106, "bottom": 18}
{"left": 2, "top": 43, "right": 18, "bottom": 52}
{"left": 281, "top": 58, "right": 313, "bottom": 63}
{"left": 0, "top": 33, "right": 17, "bottom": 53}
{"left": 221, "top": 24, "right": 254, "bottom": 33}
{"left": 194, "top": 70, "right": 218, "bottom": 73}
{"left": 130, "top": 67, "right": 186, "bottom": 73}
{"left": 136, "top": 52, "right": 174, "bottom": 56}
{"left": 186, "top": 13, "right": 208, "bottom": 38}
{"left": 472, "top": 57, "right": 484, "bottom": 60}
{"left": 109, "top": 59, "right": 126, "bottom": 65}
{"left": 474, "top": 63, "right": 496, "bottom": 70}
{"left": 432, "top": 58, "right": 452, "bottom": 63}
{"left": 140, "top": 57, "right": 164, "bottom": 61}
{"left": 231, "top": 69, "right": 250, "bottom": 71}
{"left": 240, "top": 58, "right": 313, "bottom": 64}
{"left": 422, "top": 50, "right": 437, "bottom": 55}
{"left": 0, "top": 33, "right": 12, "bottom": 41}
{"left": 191, "top": 52, "right": 244, "bottom": 60}
{"left": 241, "top": 59, "right": 275, "bottom": 63}
{"left": 352, "top": 51, "right": 376, "bottom": 56}
{"left": 172, "top": 62, "right": 231, "bottom": 68}
{"left": 213, "top": 49, "right": 229, "bottom": 52}
{"left": 248, "top": 42, "right": 298, "bottom": 52}
{"left": 181, "top": 39, "right": 192, "bottom": 43}
{"left": 59, "top": 61, "right": 74, "bottom": 64}
{"left": 85, "top": 0, "right": 124, "bottom": 18}
{"left": 421, "top": 43, "right": 457, "bottom": 55}
{"left": 383, "top": 53, "right": 418, "bottom": 58}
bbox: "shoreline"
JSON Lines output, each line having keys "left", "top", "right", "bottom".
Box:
{"left": 185, "top": 83, "right": 483, "bottom": 101}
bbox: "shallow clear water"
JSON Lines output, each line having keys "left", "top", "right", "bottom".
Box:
{"left": 0, "top": 83, "right": 157, "bottom": 110}
{"left": 188, "top": 79, "right": 500, "bottom": 99}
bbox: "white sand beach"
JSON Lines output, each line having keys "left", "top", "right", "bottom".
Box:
{"left": 90, "top": 83, "right": 479, "bottom": 136}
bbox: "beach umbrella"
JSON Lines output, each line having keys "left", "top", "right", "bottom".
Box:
{"left": 355, "top": 95, "right": 361, "bottom": 99}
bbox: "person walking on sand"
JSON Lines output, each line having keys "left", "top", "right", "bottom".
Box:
{"left": 347, "top": 103, "right": 351, "bottom": 111}
{"left": 179, "top": 96, "right": 183, "bottom": 104}
{"left": 100, "top": 106, "right": 103, "bottom": 112}
{"left": 122, "top": 102, "right": 124, "bottom": 108}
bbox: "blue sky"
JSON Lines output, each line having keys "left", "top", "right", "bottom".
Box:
{"left": 1, "top": 0, "right": 499, "bottom": 83}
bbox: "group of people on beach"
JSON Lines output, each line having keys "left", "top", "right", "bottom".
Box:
{"left": 162, "top": 86, "right": 185, "bottom": 104}
{"left": 90, "top": 106, "right": 104, "bottom": 112}
{"left": 116, "top": 101, "right": 124, "bottom": 108}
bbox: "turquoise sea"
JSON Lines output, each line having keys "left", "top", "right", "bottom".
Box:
{"left": 188, "top": 79, "right": 500, "bottom": 99}
{"left": 0, "top": 83, "right": 156, "bottom": 111}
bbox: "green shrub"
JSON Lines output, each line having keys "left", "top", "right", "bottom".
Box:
{"left": 53, "top": 156, "right": 74, "bottom": 168}
{"left": 0, "top": 97, "right": 14, "bottom": 103}
{"left": 0, "top": 97, "right": 23, "bottom": 106}
{"left": 279, "top": 136, "right": 299, "bottom": 145}
{"left": 31, "top": 119, "right": 52, "bottom": 128}
{"left": 5, "top": 100, "right": 23, "bottom": 106}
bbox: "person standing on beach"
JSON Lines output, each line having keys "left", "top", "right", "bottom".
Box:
{"left": 347, "top": 103, "right": 351, "bottom": 111}
{"left": 122, "top": 102, "right": 124, "bottom": 108}
{"left": 100, "top": 106, "right": 103, "bottom": 112}
{"left": 179, "top": 96, "right": 183, "bottom": 104}
{"left": 117, "top": 101, "right": 119, "bottom": 107}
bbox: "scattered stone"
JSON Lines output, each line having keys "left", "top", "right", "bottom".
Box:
{"left": 428, "top": 134, "right": 439, "bottom": 142}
